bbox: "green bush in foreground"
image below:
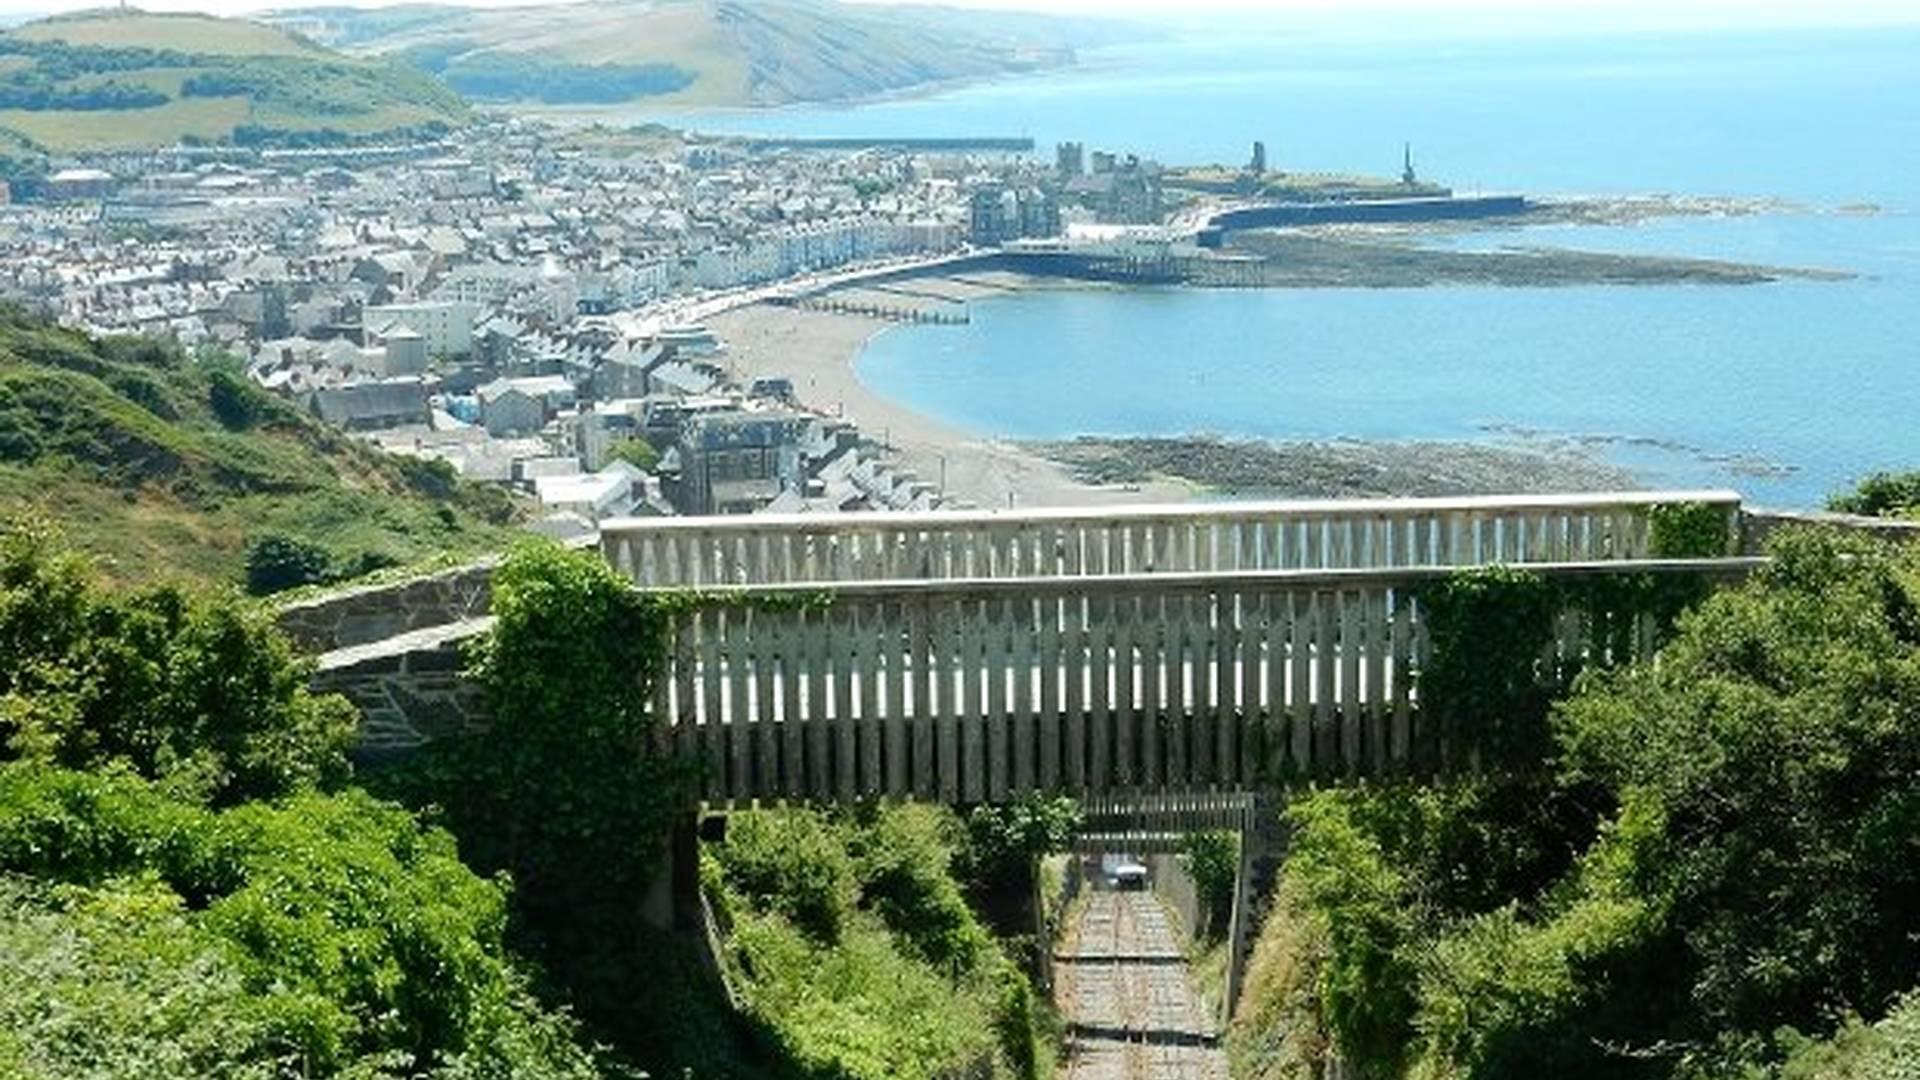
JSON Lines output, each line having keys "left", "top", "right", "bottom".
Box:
{"left": 1, "top": 518, "right": 355, "bottom": 805}
{"left": 1235, "top": 527, "right": 1920, "bottom": 1080}
{"left": 708, "top": 805, "right": 1053, "bottom": 1080}
{"left": 0, "top": 763, "right": 598, "bottom": 1078}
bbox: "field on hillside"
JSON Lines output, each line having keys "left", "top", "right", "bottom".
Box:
{"left": 0, "top": 11, "right": 467, "bottom": 151}
{"left": 0, "top": 98, "right": 249, "bottom": 150}
{"left": 12, "top": 11, "right": 322, "bottom": 55}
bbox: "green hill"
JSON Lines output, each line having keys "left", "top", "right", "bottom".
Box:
{"left": 0, "top": 9, "right": 468, "bottom": 151}
{"left": 0, "top": 308, "right": 516, "bottom": 589}
{"left": 275, "top": 0, "right": 1140, "bottom": 107}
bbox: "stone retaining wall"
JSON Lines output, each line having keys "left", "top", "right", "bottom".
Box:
{"left": 310, "top": 620, "right": 493, "bottom": 758}
{"left": 276, "top": 559, "right": 496, "bottom": 654}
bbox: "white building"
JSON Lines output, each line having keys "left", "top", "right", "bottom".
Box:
{"left": 364, "top": 300, "right": 480, "bottom": 359}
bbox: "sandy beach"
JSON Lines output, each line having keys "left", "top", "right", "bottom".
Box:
{"left": 705, "top": 273, "right": 1194, "bottom": 510}
{"left": 705, "top": 260, "right": 1658, "bottom": 508}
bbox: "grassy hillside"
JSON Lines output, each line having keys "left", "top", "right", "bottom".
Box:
{"left": 0, "top": 308, "right": 516, "bottom": 589}
{"left": 276, "top": 0, "right": 1139, "bottom": 107}
{"left": 0, "top": 9, "right": 467, "bottom": 151}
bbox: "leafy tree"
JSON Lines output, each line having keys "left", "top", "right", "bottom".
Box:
{"left": 1243, "top": 527, "right": 1920, "bottom": 1079}
{"left": 377, "top": 540, "right": 695, "bottom": 1066}
{"left": 1, "top": 519, "right": 355, "bottom": 805}
{"left": 1552, "top": 527, "right": 1920, "bottom": 1053}
{"left": 416, "top": 539, "right": 692, "bottom": 918}
{"left": 609, "top": 436, "right": 659, "bottom": 472}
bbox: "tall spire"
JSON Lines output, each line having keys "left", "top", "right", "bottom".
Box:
{"left": 1401, "top": 142, "right": 1416, "bottom": 187}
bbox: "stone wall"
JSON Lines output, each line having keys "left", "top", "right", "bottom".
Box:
{"left": 1740, "top": 508, "right": 1920, "bottom": 555}
{"left": 310, "top": 620, "right": 493, "bottom": 758}
{"left": 276, "top": 559, "right": 497, "bottom": 655}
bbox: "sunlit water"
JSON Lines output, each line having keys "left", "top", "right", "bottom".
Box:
{"left": 648, "top": 25, "right": 1920, "bottom": 507}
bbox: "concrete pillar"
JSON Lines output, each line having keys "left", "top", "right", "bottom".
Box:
{"left": 1221, "top": 795, "right": 1276, "bottom": 1029}
{"left": 640, "top": 814, "right": 710, "bottom": 932}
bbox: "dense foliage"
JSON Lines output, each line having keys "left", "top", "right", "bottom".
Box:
{"left": 399, "top": 539, "right": 692, "bottom": 926}
{"left": 1179, "top": 829, "right": 1240, "bottom": 940}
{"left": 373, "top": 539, "right": 722, "bottom": 1072}
{"left": 1, "top": 519, "right": 354, "bottom": 805}
{"left": 707, "top": 805, "right": 1054, "bottom": 1080}
{"left": 1828, "top": 470, "right": 1920, "bottom": 518}
{"left": 0, "top": 529, "right": 604, "bottom": 1076}
{"left": 0, "top": 766, "right": 598, "bottom": 1078}
{"left": 1231, "top": 527, "right": 1920, "bottom": 1080}
{"left": 0, "top": 309, "right": 513, "bottom": 588}
{"left": 956, "top": 795, "right": 1084, "bottom": 895}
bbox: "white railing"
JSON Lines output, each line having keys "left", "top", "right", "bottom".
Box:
{"left": 649, "top": 558, "right": 1758, "bottom": 805}
{"left": 603, "top": 490, "right": 1740, "bottom": 588}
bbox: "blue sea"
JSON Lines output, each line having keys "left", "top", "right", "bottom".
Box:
{"left": 664, "top": 24, "right": 1920, "bottom": 508}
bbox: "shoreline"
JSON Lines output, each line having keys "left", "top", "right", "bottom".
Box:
{"left": 705, "top": 199, "right": 1848, "bottom": 509}
{"left": 707, "top": 269, "right": 1642, "bottom": 510}
{"left": 707, "top": 272, "right": 1192, "bottom": 511}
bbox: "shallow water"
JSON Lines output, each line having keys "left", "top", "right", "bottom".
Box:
{"left": 669, "top": 24, "right": 1920, "bottom": 508}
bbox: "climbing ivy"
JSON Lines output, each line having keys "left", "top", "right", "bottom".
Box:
{"left": 1418, "top": 506, "right": 1726, "bottom": 770}
{"left": 1418, "top": 566, "right": 1563, "bottom": 768}
{"left": 1648, "top": 500, "right": 1733, "bottom": 558}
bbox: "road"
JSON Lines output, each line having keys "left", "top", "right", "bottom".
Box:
{"left": 1055, "top": 891, "right": 1227, "bottom": 1080}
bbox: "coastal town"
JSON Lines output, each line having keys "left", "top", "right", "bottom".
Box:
{"left": 0, "top": 118, "right": 1215, "bottom": 530}
{"left": 0, "top": 114, "right": 1820, "bottom": 533}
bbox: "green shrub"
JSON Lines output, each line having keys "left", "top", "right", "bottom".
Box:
{"left": 956, "top": 794, "right": 1083, "bottom": 895}
{"left": 373, "top": 539, "right": 694, "bottom": 1068}
{"left": 207, "top": 368, "right": 268, "bottom": 431}
{"left": 1250, "top": 527, "right": 1920, "bottom": 1080}
{"left": 1827, "top": 470, "right": 1920, "bottom": 518}
{"left": 0, "top": 764, "right": 599, "bottom": 1078}
{"left": 1283, "top": 793, "right": 1422, "bottom": 1078}
{"left": 707, "top": 805, "right": 1056, "bottom": 1080}
{"left": 717, "top": 809, "right": 857, "bottom": 944}
{"left": 849, "top": 803, "right": 991, "bottom": 972}
{"left": 244, "top": 531, "right": 335, "bottom": 595}
{"left": 1647, "top": 501, "right": 1733, "bottom": 558}
{"left": 1554, "top": 527, "right": 1920, "bottom": 1043}
{"left": 1180, "top": 829, "right": 1239, "bottom": 940}
{"left": 2, "top": 519, "right": 355, "bottom": 805}
{"left": 0, "top": 875, "right": 285, "bottom": 1080}
{"left": 1775, "top": 990, "right": 1920, "bottom": 1080}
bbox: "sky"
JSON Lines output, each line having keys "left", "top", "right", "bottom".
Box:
{"left": 0, "top": 0, "right": 1913, "bottom": 30}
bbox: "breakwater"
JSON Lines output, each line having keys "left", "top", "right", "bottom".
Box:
{"left": 1208, "top": 194, "right": 1530, "bottom": 232}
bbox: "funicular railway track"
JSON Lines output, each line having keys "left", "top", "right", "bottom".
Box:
{"left": 1057, "top": 891, "right": 1226, "bottom": 1080}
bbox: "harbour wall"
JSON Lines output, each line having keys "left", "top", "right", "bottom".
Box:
{"left": 1209, "top": 194, "right": 1530, "bottom": 231}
